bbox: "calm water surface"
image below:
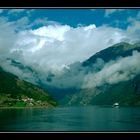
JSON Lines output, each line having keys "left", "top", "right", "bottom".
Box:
{"left": 0, "top": 106, "right": 140, "bottom": 131}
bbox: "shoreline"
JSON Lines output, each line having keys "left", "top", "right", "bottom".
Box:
{"left": 1, "top": 105, "right": 140, "bottom": 109}
{"left": 0, "top": 106, "right": 55, "bottom": 109}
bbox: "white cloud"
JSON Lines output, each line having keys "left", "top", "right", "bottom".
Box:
{"left": 136, "top": 11, "right": 140, "bottom": 20}
{"left": 90, "top": 9, "right": 96, "bottom": 11}
{"left": 105, "top": 9, "right": 125, "bottom": 17}
{"left": 30, "top": 24, "right": 70, "bottom": 41}
{"left": 126, "top": 11, "right": 140, "bottom": 39}
{"left": 0, "top": 9, "right": 4, "bottom": 14}
{"left": 32, "top": 18, "right": 49, "bottom": 25}
{"left": 127, "top": 20, "right": 140, "bottom": 32}
{"left": 0, "top": 16, "right": 139, "bottom": 88}
{"left": 12, "top": 24, "right": 131, "bottom": 75}
{"left": 0, "top": 17, "right": 17, "bottom": 59}
{"left": 16, "top": 16, "right": 29, "bottom": 27}
{"left": 83, "top": 51, "right": 140, "bottom": 89}
{"left": 8, "top": 9, "right": 26, "bottom": 14}
{"left": 7, "top": 9, "right": 35, "bottom": 18}
{"left": 126, "top": 20, "right": 140, "bottom": 41}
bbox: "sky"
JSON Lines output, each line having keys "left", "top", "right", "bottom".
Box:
{"left": 1, "top": 9, "right": 140, "bottom": 88}
{"left": 0, "top": 9, "right": 139, "bottom": 28}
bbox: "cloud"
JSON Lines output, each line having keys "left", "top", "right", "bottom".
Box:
{"left": 8, "top": 9, "right": 26, "bottom": 14}
{"left": 90, "top": 9, "right": 96, "bottom": 11}
{"left": 0, "top": 9, "right": 4, "bottom": 14}
{"left": 16, "top": 16, "right": 29, "bottom": 28}
{"left": 0, "top": 15, "right": 139, "bottom": 88}
{"left": 104, "top": 9, "right": 125, "bottom": 17}
{"left": 10, "top": 24, "right": 132, "bottom": 75}
{"left": 7, "top": 9, "right": 34, "bottom": 18}
{"left": 83, "top": 51, "right": 140, "bottom": 89}
{"left": 136, "top": 11, "right": 140, "bottom": 20}
{"left": 127, "top": 20, "right": 140, "bottom": 33}
{"left": 126, "top": 11, "right": 140, "bottom": 38}
{"left": 0, "top": 17, "right": 17, "bottom": 59}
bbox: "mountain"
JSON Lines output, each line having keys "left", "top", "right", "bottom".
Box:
{"left": 63, "top": 42, "right": 140, "bottom": 106}
{"left": 3, "top": 41, "right": 140, "bottom": 107}
{"left": 65, "top": 75, "right": 140, "bottom": 106}
{"left": 82, "top": 42, "right": 140, "bottom": 67}
{"left": 0, "top": 67, "right": 57, "bottom": 108}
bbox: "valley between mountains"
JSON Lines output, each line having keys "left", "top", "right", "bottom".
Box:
{"left": 1, "top": 42, "right": 140, "bottom": 107}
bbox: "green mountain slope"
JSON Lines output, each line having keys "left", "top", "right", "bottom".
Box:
{"left": 83, "top": 42, "right": 140, "bottom": 66}
{"left": 65, "top": 77, "right": 140, "bottom": 107}
{"left": 0, "top": 67, "right": 57, "bottom": 108}
{"left": 68, "top": 75, "right": 140, "bottom": 106}
{"left": 64, "top": 42, "right": 140, "bottom": 106}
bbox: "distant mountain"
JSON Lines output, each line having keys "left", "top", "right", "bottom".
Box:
{"left": 63, "top": 42, "right": 140, "bottom": 106}
{"left": 83, "top": 42, "right": 140, "bottom": 66}
{"left": 0, "top": 67, "right": 57, "bottom": 108}
{"left": 65, "top": 74, "right": 140, "bottom": 106}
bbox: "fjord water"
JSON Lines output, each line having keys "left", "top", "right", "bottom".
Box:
{"left": 1, "top": 106, "right": 140, "bottom": 131}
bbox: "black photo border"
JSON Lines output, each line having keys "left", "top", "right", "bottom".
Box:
{"left": 0, "top": 0, "right": 140, "bottom": 139}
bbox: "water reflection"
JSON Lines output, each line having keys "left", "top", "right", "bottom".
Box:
{"left": 0, "top": 106, "right": 140, "bottom": 131}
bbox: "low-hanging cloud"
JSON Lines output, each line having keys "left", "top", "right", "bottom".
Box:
{"left": 82, "top": 51, "right": 140, "bottom": 89}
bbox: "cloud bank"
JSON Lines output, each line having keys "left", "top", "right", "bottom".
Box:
{"left": 0, "top": 15, "right": 140, "bottom": 88}
{"left": 83, "top": 51, "right": 140, "bottom": 89}
{"left": 104, "top": 9, "right": 125, "bottom": 17}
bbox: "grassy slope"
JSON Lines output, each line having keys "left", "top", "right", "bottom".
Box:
{"left": 0, "top": 67, "right": 58, "bottom": 107}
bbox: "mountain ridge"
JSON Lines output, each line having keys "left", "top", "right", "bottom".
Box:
{"left": 82, "top": 42, "right": 140, "bottom": 66}
{"left": 62, "top": 42, "right": 140, "bottom": 106}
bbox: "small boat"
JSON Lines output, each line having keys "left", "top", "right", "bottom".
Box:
{"left": 113, "top": 102, "right": 119, "bottom": 107}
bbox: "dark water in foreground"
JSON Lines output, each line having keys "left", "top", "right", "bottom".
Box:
{"left": 1, "top": 106, "right": 140, "bottom": 131}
